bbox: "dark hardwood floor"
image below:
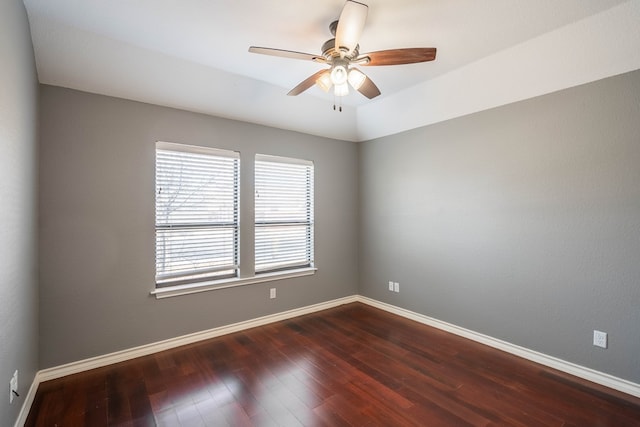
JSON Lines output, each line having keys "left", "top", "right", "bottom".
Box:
{"left": 26, "top": 303, "right": 640, "bottom": 426}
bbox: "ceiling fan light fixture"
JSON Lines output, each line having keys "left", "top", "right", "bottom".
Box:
{"left": 347, "top": 68, "right": 366, "bottom": 90}
{"left": 330, "top": 64, "right": 348, "bottom": 85}
{"left": 334, "top": 82, "right": 349, "bottom": 97}
{"left": 316, "top": 72, "right": 333, "bottom": 92}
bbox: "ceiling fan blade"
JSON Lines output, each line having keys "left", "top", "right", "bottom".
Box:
{"left": 335, "top": 0, "right": 368, "bottom": 55}
{"left": 356, "top": 75, "right": 381, "bottom": 99}
{"left": 360, "top": 48, "right": 437, "bottom": 66}
{"left": 287, "top": 69, "right": 330, "bottom": 96}
{"left": 249, "top": 46, "right": 323, "bottom": 62}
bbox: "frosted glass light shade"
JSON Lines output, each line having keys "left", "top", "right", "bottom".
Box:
{"left": 348, "top": 68, "right": 366, "bottom": 90}
{"left": 334, "top": 83, "right": 349, "bottom": 97}
{"left": 316, "top": 72, "right": 333, "bottom": 92}
{"left": 330, "top": 65, "right": 348, "bottom": 85}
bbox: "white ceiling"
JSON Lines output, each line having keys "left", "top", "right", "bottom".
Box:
{"left": 23, "top": 0, "right": 640, "bottom": 141}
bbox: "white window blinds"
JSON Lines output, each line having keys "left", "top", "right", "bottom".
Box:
{"left": 255, "top": 154, "right": 314, "bottom": 274}
{"left": 155, "top": 142, "right": 239, "bottom": 286}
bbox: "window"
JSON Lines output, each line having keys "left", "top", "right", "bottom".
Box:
{"left": 152, "top": 145, "right": 316, "bottom": 298}
{"left": 255, "top": 154, "right": 314, "bottom": 274}
{"left": 155, "top": 142, "right": 239, "bottom": 287}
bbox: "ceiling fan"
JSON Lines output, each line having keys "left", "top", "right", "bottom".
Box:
{"left": 248, "top": 0, "right": 437, "bottom": 109}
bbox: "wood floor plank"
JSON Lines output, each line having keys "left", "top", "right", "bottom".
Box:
{"left": 25, "top": 303, "right": 640, "bottom": 426}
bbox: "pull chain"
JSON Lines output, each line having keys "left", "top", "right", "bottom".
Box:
{"left": 332, "top": 94, "right": 343, "bottom": 112}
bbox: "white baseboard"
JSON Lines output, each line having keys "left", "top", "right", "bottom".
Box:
{"left": 356, "top": 295, "right": 640, "bottom": 399}
{"left": 14, "top": 295, "right": 357, "bottom": 426}
{"left": 15, "top": 294, "right": 640, "bottom": 426}
{"left": 13, "top": 374, "right": 39, "bottom": 427}
{"left": 38, "top": 295, "right": 358, "bottom": 382}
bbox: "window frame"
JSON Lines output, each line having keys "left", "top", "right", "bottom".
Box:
{"left": 154, "top": 141, "right": 240, "bottom": 288}
{"left": 254, "top": 153, "right": 315, "bottom": 274}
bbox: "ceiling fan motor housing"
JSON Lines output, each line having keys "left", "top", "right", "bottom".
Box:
{"left": 321, "top": 38, "right": 360, "bottom": 61}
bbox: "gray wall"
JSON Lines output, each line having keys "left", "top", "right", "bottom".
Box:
{"left": 33, "top": 48, "right": 640, "bottom": 388}
{"left": 38, "top": 86, "right": 359, "bottom": 368}
{"left": 358, "top": 69, "right": 640, "bottom": 383}
{"left": 0, "top": 0, "right": 39, "bottom": 425}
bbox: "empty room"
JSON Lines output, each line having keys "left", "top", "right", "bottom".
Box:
{"left": 2, "top": 0, "right": 640, "bottom": 425}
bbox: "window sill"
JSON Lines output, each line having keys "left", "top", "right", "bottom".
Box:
{"left": 150, "top": 267, "right": 317, "bottom": 299}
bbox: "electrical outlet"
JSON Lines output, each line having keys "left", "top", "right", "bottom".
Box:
{"left": 388, "top": 281, "right": 394, "bottom": 291}
{"left": 9, "top": 370, "right": 18, "bottom": 404}
{"left": 593, "top": 330, "right": 607, "bottom": 349}
{"left": 270, "top": 288, "right": 276, "bottom": 299}
{"left": 394, "top": 282, "right": 399, "bottom": 293}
